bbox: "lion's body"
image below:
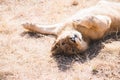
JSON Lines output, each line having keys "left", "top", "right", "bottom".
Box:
{"left": 71, "top": 1, "right": 120, "bottom": 39}
{"left": 23, "top": 1, "right": 120, "bottom": 55}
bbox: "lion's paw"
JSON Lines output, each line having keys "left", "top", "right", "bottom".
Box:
{"left": 22, "top": 23, "right": 36, "bottom": 31}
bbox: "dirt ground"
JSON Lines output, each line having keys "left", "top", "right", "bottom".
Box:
{"left": 0, "top": 0, "right": 120, "bottom": 80}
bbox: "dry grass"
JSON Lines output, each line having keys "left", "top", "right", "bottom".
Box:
{"left": 0, "top": 0, "right": 120, "bottom": 80}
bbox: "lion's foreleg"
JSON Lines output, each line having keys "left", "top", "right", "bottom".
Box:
{"left": 22, "top": 23, "right": 64, "bottom": 35}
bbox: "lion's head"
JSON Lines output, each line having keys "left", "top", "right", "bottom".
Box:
{"left": 51, "top": 30, "right": 88, "bottom": 55}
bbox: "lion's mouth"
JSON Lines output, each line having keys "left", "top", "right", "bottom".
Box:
{"left": 69, "top": 34, "right": 88, "bottom": 52}
{"left": 69, "top": 34, "right": 82, "bottom": 44}
{"left": 70, "top": 34, "right": 77, "bottom": 43}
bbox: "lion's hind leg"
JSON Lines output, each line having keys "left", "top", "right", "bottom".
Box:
{"left": 73, "top": 15, "right": 112, "bottom": 40}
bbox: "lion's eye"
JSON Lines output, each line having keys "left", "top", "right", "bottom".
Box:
{"left": 74, "top": 34, "right": 77, "bottom": 38}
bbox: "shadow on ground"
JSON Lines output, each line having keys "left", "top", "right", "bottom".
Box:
{"left": 52, "top": 32, "right": 120, "bottom": 71}
{"left": 21, "top": 31, "right": 56, "bottom": 38}
{"left": 21, "top": 31, "right": 120, "bottom": 71}
{"left": 21, "top": 31, "right": 44, "bottom": 38}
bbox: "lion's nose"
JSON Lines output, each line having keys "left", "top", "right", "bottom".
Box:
{"left": 70, "top": 34, "right": 78, "bottom": 43}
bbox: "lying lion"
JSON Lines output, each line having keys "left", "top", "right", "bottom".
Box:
{"left": 22, "top": 1, "right": 120, "bottom": 55}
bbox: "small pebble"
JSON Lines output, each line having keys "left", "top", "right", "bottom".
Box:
{"left": 72, "top": 0, "right": 79, "bottom": 6}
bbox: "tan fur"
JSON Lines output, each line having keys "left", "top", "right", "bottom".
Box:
{"left": 22, "top": 1, "right": 120, "bottom": 55}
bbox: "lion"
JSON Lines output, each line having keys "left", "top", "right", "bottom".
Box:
{"left": 22, "top": 1, "right": 120, "bottom": 55}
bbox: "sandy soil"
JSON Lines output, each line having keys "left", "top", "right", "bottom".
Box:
{"left": 0, "top": 0, "right": 120, "bottom": 80}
